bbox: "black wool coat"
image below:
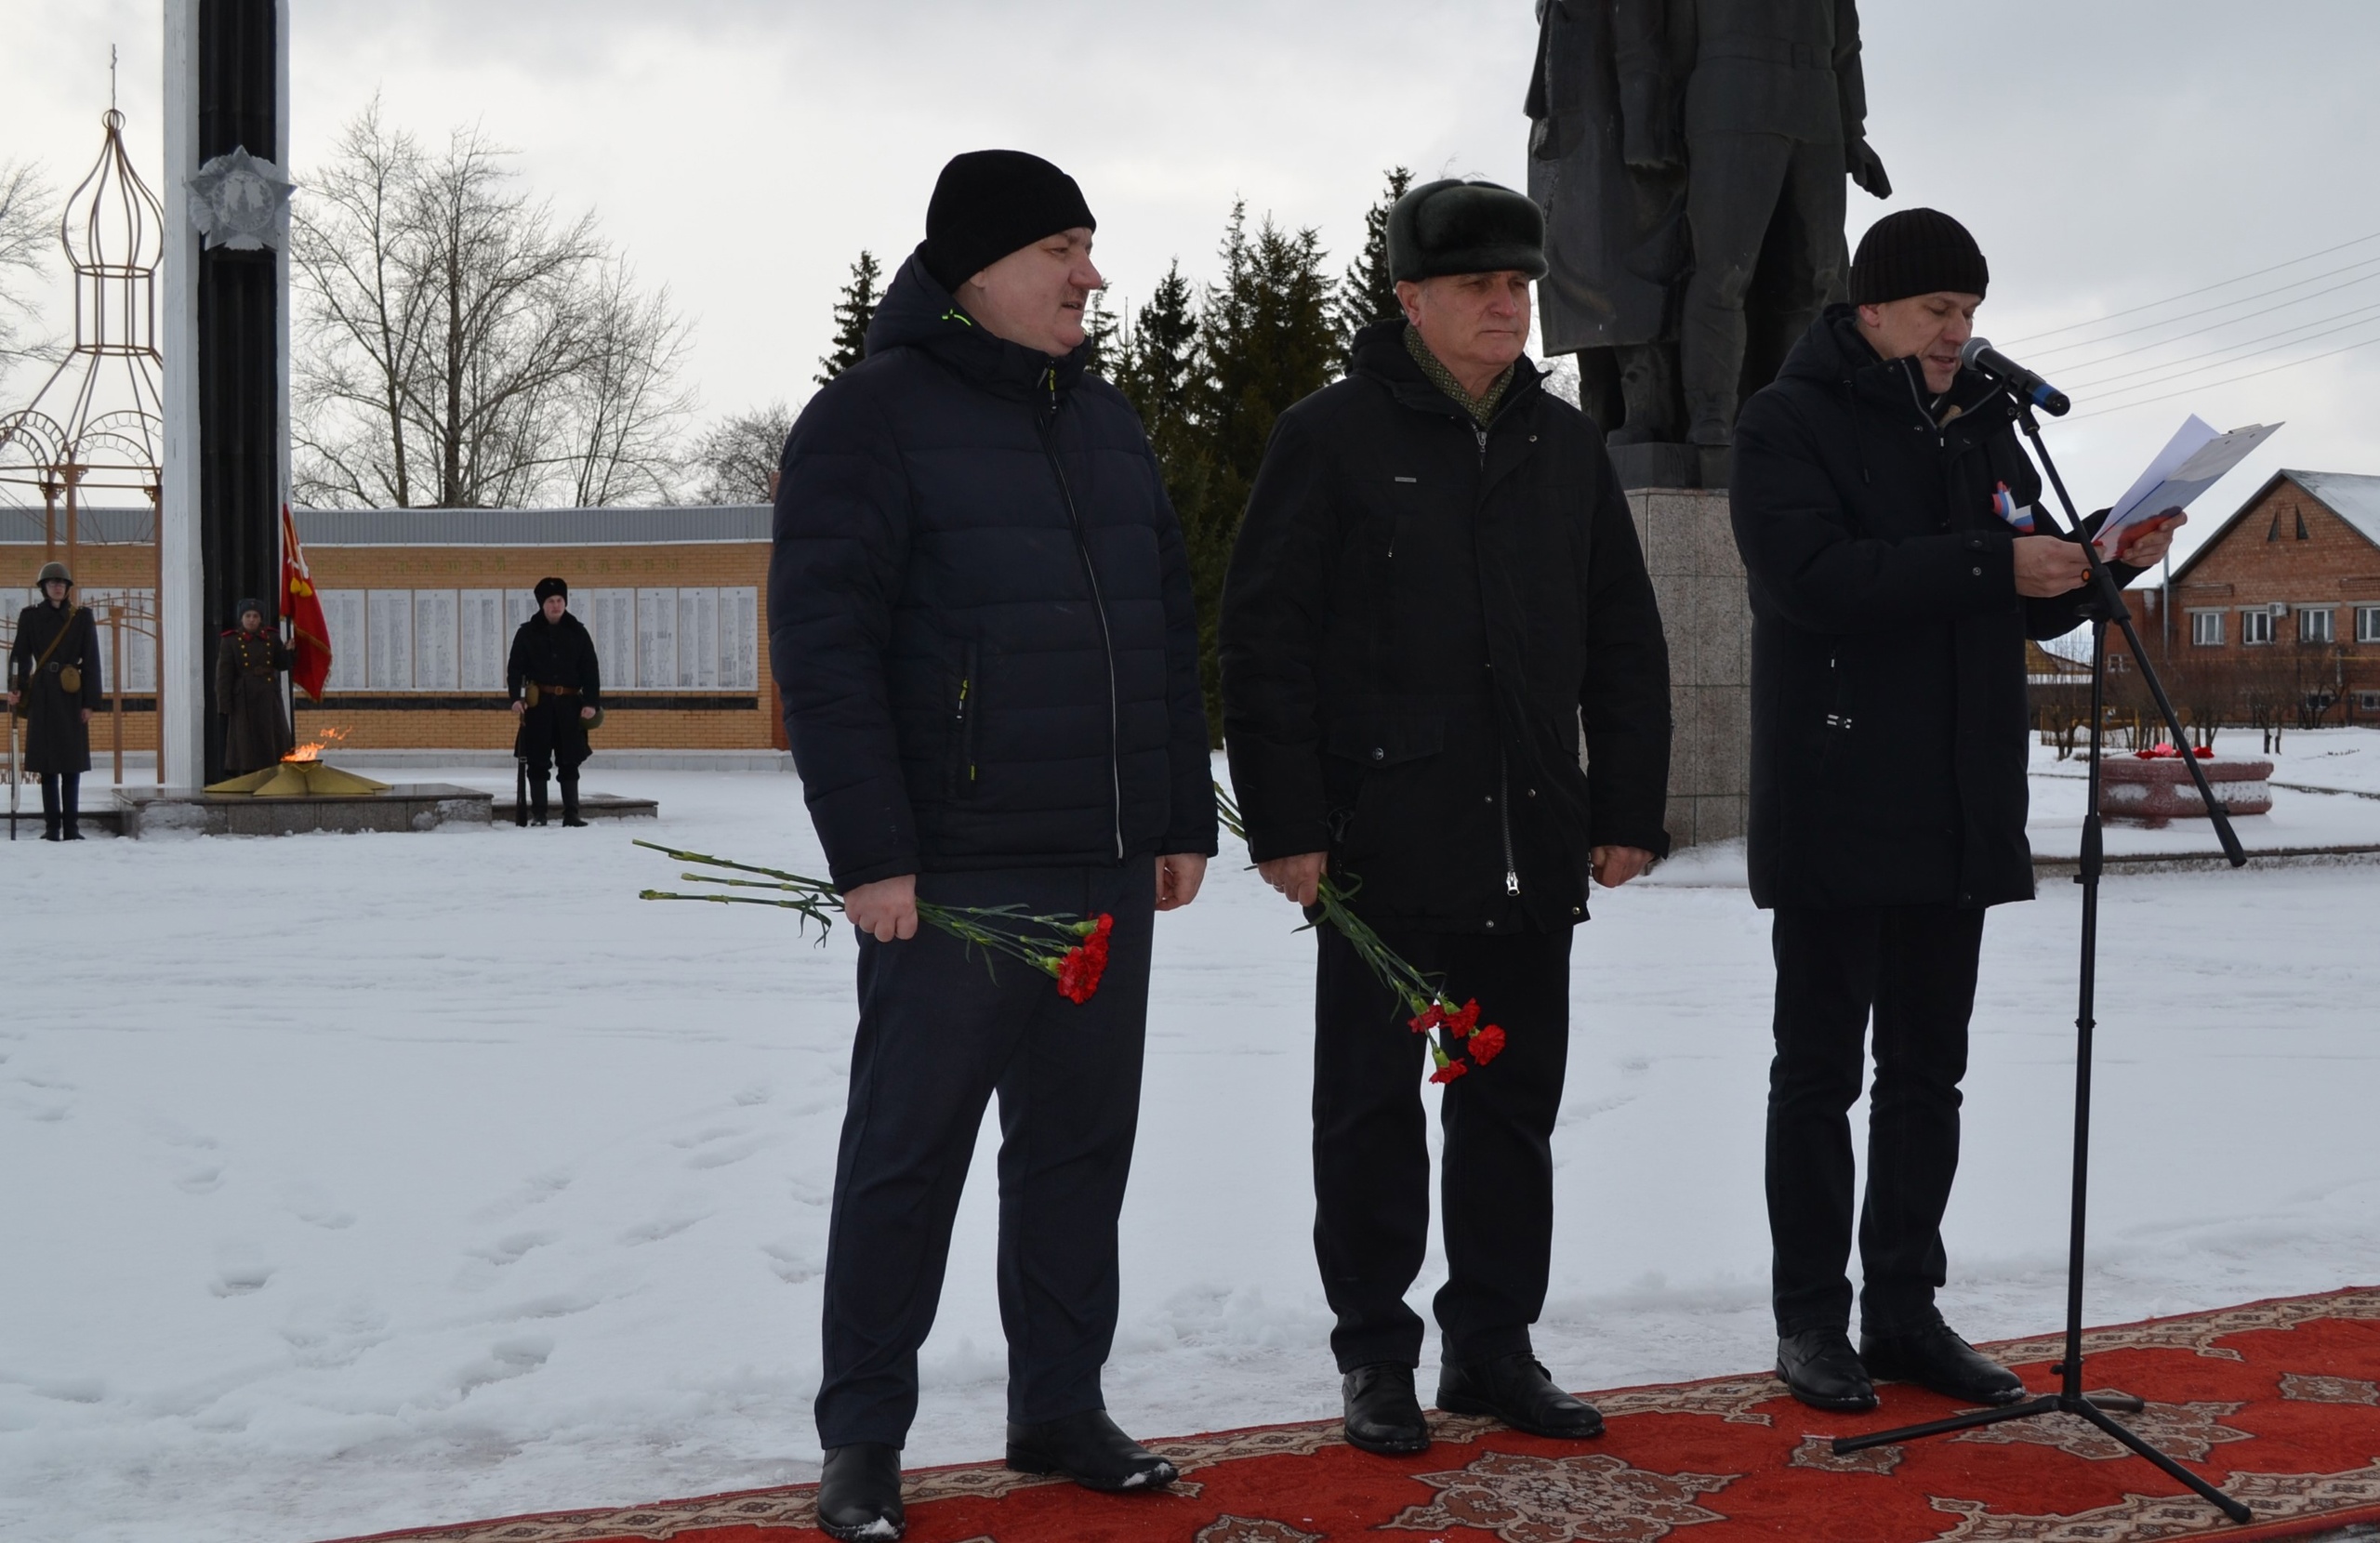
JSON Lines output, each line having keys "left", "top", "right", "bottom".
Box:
{"left": 1730, "top": 305, "right": 2140, "bottom": 911}
{"left": 1221, "top": 321, "right": 1673, "bottom": 934}
{"left": 10, "top": 600, "right": 101, "bottom": 773}
{"left": 507, "top": 612, "right": 602, "bottom": 706}
{"left": 770, "top": 249, "right": 1216, "bottom": 890}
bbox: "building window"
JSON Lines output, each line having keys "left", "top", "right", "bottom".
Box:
{"left": 2359, "top": 605, "right": 2380, "bottom": 644}
{"left": 2190, "top": 610, "right": 2225, "bottom": 646}
{"left": 2360, "top": 692, "right": 2380, "bottom": 714}
{"left": 2301, "top": 607, "right": 2335, "bottom": 644}
{"left": 2241, "top": 608, "right": 2275, "bottom": 646}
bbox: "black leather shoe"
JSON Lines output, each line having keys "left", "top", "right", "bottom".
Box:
{"left": 562, "top": 815, "right": 588, "bottom": 827}
{"left": 816, "top": 1442, "right": 904, "bottom": 1541}
{"left": 1005, "top": 1408, "right": 1177, "bottom": 1492}
{"left": 1861, "top": 1322, "right": 2026, "bottom": 1406}
{"left": 1436, "top": 1353, "right": 1604, "bottom": 1439}
{"left": 1342, "top": 1363, "right": 1431, "bottom": 1455}
{"left": 1777, "top": 1328, "right": 1878, "bottom": 1411}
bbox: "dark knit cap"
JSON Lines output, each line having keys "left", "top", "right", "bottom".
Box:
{"left": 1387, "top": 178, "right": 1548, "bottom": 283}
{"left": 921, "top": 150, "right": 1096, "bottom": 294}
{"left": 1850, "top": 207, "right": 1989, "bottom": 304}
{"left": 535, "top": 576, "right": 568, "bottom": 602}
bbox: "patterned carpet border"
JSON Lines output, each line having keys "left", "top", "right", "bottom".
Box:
{"left": 327, "top": 1285, "right": 2380, "bottom": 1543}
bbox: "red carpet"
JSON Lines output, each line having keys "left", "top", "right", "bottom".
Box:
{"left": 335, "top": 1286, "right": 2380, "bottom": 1543}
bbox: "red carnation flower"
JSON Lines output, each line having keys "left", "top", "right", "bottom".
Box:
{"left": 1409, "top": 1004, "right": 1445, "bottom": 1034}
{"left": 1429, "top": 1060, "right": 1468, "bottom": 1085}
{"left": 1444, "top": 998, "right": 1480, "bottom": 1036}
{"left": 1468, "top": 1024, "right": 1506, "bottom": 1064}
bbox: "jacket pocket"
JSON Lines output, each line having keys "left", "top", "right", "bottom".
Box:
{"left": 1323, "top": 714, "right": 1446, "bottom": 852}
{"left": 946, "top": 642, "right": 981, "bottom": 800}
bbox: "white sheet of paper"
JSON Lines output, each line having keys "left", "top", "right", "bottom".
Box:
{"left": 2095, "top": 416, "right": 2282, "bottom": 552}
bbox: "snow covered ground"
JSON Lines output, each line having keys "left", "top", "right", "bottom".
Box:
{"left": 6, "top": 742, "right": 2380, "bottom": 1543}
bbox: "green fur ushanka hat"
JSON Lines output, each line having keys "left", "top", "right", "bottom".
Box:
{"left": 1387, "top": 178, "right": 1548, "bottom": 284}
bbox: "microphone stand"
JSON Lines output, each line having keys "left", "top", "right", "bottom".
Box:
{"left": 1831, "top": 392, "right": 2252, "bottom": 1526}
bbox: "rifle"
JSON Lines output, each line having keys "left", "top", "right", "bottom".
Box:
{"left": 514, "top": 753, "right": 529, "bottom": 827}
{"left": 7, "top": 697, "right": 16, "bottom": 842}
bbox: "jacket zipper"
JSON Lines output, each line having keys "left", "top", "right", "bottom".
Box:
{"left": 1471, "top": 419, "right": 1522, "bottom": 898}
{"left": 1037, "top": 371, "right": 1125, "bottom": 861}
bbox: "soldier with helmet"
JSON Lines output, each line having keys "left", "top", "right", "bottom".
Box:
{"left": 214, "top": 597, "right": 295, "bottom": 776}
{"left": 507, "top": 576, "right": 602, "bottom": 827}
{"left": 7, "top": 561, "right": 103, "bottom": 841}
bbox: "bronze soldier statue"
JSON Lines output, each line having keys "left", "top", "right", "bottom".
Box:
{"left": 1528, "top": 0, "right": 1891, "bottom": 458}
{"left": 8, "top": 562, "right": 102, "bottom": 841}
{"left": 214, "top": 598, "right": 295, "bottom": 776}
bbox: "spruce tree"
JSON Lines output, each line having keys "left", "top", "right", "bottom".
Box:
{"left": 1333, "top": 166, "right": 1413, "bottom": 373}
{"left": 813, "top": 249, "right": 881, "bottom": 387}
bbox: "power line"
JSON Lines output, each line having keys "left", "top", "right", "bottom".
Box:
{"left": 2033, "top": 257, "right": 2380, "bottom": 364}
{"left": 2002, "top": 229, "right": 2380, "bottom": 348}
{"left": 2066, "top": 297, "right": 2380, "bottom": 392}
{"left": 2069, "top": 328, "right": 2380, "bottom": 420}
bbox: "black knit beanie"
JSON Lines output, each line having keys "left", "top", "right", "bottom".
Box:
{"left": 1387, "top": 178, "right": 1548, "bottom": 283}
{"left": 535, "top": 576, "right": 568, "bottom": 602}
{"left": 1850, "top": 208, "right": 1989, "bottom": 304}
{"left": 921, "top": 151, "right": 1096, "bottom": 294}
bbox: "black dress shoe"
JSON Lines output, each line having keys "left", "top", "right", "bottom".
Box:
{"left": 1777, "top": 1328, "right": 1877, "bottom": 1411}
{"left": 1436, "top": 1353, "right": 1604, "bottom": 1440}
{"left": 816, "top": 1443, "right": 904, "bottom": 1541}
{"left": 1861, "top": 1322, "right": 2026, "bottom": 1406}
{"left": 1342, "top": 1363, "right": 1431, "bottom": 1455}
{"left": 1005, "top": 1408, "right": 1177, "bottom": 1492}
{"left": 562, "top": 815, "right": 588, "bottom": 827}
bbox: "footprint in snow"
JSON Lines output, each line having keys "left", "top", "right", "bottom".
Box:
{"left": 178, "top": 1166, "right": 226, "bottom": 1194}
{"left": 620, "top": 1213, "right": 708, "bottom": 1246}
{"left": 211, "top": 1265, "right": 274, "bottom": 1297}
{"left": 454, "top": 1336, "right": 553, "bottom": 1398}
{"left": 467, "top": 1232, "right": 556, "bottom": 1268}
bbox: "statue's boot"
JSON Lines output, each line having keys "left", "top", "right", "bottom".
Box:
{"left": 1606, "top": 343, "right": 1681, "bottom": 445}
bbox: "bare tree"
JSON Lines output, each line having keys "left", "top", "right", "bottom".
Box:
{"left": 558, "top": 259, "right": 696, "bottom": 507}
{"left": 0, "top": 159, "right": 58, "bottom": 393}
{"left": 292, "top": 102, "right": 691, "bottom": 509}
{"left": 688, "top": 402, "right": 794, "bottom": 505}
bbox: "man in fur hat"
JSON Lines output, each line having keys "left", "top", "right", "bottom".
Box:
{"left": 507, "top": 577, "right": 601, "bottom": 826}
{"left": 8, "top": 561, "right": 102, "bottom": 840}
{"left": 215, "top": 599, "right": 294, "bottom": 775}
{"left": 1222, "top": 177, "right": 1673, "bottom": 1456}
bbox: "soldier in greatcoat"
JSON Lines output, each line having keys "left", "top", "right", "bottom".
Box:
{"left": 507, "top": 576, "right": 602, "bottom": 826}
{"left": 7, "top": 561, "right": 103, "bottom": 840}
{"left": 214, "top": 598, "right": 294, "bottom": 775}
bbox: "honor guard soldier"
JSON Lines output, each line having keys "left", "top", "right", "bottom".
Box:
{"left": 507, "top": 577, "right": 602, "bottom": 826}
{"left": 8, "top": 561, "right": 103, "bottom": 840}
{"left": 215, "top": 598, "right": 295, "bottom": 775}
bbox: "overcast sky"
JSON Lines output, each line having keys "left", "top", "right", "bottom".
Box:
{"left": 4, "top": 0, "right": 2378, "bottom": 562}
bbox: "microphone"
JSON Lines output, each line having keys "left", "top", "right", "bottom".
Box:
{"left": 1960, "top": 337, "right": 2070, "bottom": 415}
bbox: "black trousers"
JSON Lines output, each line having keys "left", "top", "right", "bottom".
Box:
{"left": 515, "top": 697, "right": 589, "bottom": 777}
{"left": 1681, "top": 132, "right": 1846, "bottom": 438}
{"left": 814, "top": 863, "right": 1155, "bottom": 1449}
{"left": 1765, "top": 904, "right": 1986, "bottom": 1338}
{"left": 38, "top": 772, "right": 79, "bottom": 836}
{"left": 1313, "top": 921, "right": 1573, "bottom": 1372}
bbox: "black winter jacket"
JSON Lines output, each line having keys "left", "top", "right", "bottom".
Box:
{"left": 771, "top": 250, "right": 1216, "bottom": 890}
{"left": 507, "top": 612, "right": 602, "bottom": 706}
{"left": 1730, "top": 305, "right": 2139, "bottom": 911}
{"left": 1221, "top": 321, "right": 1673, "bottom": 933}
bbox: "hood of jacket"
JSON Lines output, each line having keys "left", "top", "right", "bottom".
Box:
{"left": 866, "top": 244, "right": 1091, "bottom": 411}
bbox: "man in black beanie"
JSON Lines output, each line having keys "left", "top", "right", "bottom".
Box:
{"left": 1729, "top": 208, "right": 2183, "bottom": 1414}
{"left": 773, "top": 150, "right": 1215, "bottom": 1538}
{"left": 1223, "top": 178, "right": 1671, "bottom": 1457}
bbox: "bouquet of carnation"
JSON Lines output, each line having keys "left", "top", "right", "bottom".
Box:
{"left": 636, "top": 840, "right": 1115, "bottom": 1003}
{"left": 1215, "top": 785, "right": 1505, "bottom": 1082}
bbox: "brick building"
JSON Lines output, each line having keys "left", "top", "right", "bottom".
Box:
{"left": 2109, "top": 469, "right": 2380, "bottom": 722}
{"left": 2, "top": 505, "right": 783, "bottom": 759}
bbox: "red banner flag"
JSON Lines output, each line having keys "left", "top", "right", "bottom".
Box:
{"left": 281, "top": 505, "right": 332, "bottom": 700}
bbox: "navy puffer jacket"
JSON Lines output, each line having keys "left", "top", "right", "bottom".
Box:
{"left": 770, "top": 250, "right": 1217, "bottom": 890}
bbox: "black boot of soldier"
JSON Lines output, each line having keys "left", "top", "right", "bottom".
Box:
{"left": 60, "top": 772, "right": 82, "bottom": 838}
{"left": 529, "top": 775, "right": 550, "bottom": 826}
{"left": 39, "top": 773, "right": 60, "bottom": 840}
{"left": 560, "top": 774, "right": 586, "bottom": 827}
